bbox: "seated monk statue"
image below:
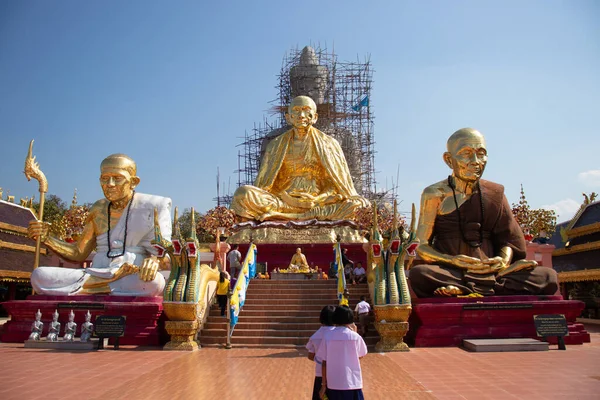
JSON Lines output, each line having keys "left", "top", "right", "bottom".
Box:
{"left": 410, "top": 128, "right": 558, "bottom": 297}
{"left": 289, "top": 247, "right": 309, "bottom": 269}
{"left": 230, "top": 95, "right": 370, "bottom": 221}
{"left": 28, "top": 154, "right": 172, "bottom": 296}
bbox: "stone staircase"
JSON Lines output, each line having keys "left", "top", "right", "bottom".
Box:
{"left": 199, "top": 279, "right": 378, "bottom": 348}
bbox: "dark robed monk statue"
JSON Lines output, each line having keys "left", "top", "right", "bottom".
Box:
{"left": 409, "top": 128, "right": 558, "bottom": 297}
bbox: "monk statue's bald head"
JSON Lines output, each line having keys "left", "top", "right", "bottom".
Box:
{"left": 99, "top": 154, "right": 140, "bottom": 205}
{"left": 286, "top": 96, "right": 318, "bottom": 131}
{"left": 446, "top": 128, "right": 486, "bottom": 154}
{"left": 288, "top": 95, "right": 317, "bottom": 114}
{"left": 101, "top": 154, "right": 137, "bottom": 177}
{"left": 443, "top": 128, "right": 488, "bottom": 183}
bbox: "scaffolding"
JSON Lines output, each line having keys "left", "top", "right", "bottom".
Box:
{"left": 225, "top": 45, "right": 377, "bottom": 205}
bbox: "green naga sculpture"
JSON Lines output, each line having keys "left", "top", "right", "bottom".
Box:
{"left": 366, "top": 201, "right": 419, "bottom": 352}
{"left": 152, "top": 207, "right": 219, "bottom": 351}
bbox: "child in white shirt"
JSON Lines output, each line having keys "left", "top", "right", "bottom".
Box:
{"left": 306, "top": 305, "right": 336, "bottom": 400}
{"left": 317, "top": 306, "right": 368, "bottom": 400}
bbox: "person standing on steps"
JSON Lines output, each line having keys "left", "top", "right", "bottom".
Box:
{"left": 354, "top": 296, "right": 371, "bottom": 338}
{"left": 216, "top": 271, "right": 230, "bottom": 317}
{"left": 227, "top": 244, "right": 242, "bottom": 279}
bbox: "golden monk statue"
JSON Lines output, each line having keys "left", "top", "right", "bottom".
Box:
{"left": 231, "top": 95, "right": 370, "bottom": 221}
{"left": 28, "top": 154, "right": 172, "bottom": 296}
{"left": 410, "top": 128, "right": 558, "bottom": 297}
{"left": 289, "top": 247, "right": 309, "bottom": 269}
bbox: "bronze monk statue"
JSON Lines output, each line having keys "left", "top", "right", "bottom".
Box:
{"left": 409, "top": 128, "right": 558, "bottom": 297}
{"left": 231, "top": 95, "right": 370, "bottom": 221}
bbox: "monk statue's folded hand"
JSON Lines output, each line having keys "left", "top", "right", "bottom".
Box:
{"left": 496, "top": 259, "right": 538, "bottom": 277}
{"left": 281, "top": 191, "right": 315, "bottom": 209}
{"left": 28, "top": 220, "right": 51, "bottom": 243}
{"left": 139, "top": 256, "right": 160, "bottom": 282}
{"left": 320, "top": 193, "right": 344, "bottom": 205}
{"left": 465, "top": 256, "right": 506, "bottom": 275}
{"left": 451, "top": 254, "right": 483, "bottom": 270}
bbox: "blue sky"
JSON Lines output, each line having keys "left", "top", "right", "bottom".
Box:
{"left": 1, "top": 0, "right": 598, "bottom": 223}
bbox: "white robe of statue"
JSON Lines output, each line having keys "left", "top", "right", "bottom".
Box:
{"left": 30, "top": 193, "right": 172, "bottom": 296}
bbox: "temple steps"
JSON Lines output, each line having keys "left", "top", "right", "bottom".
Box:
{"left": 199, "top": 279, "right": 376, "bottom": 349}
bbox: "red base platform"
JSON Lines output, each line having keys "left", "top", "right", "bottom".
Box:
{"left": 406, "top": 295, "right": 590, "bottom": 347}
{"left": 0, "top": 295, "right": 165, "bottom": 346}
{"left": 238, "top": 243, "right": 367, "bottom": 273}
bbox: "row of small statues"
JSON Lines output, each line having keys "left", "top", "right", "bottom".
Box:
{"left": 29, "top": 309, "right": 94, "bottom": 342}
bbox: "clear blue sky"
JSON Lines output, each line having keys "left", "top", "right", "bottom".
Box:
{"left": 1, "top": 0, "right": 598, "bottom": 223}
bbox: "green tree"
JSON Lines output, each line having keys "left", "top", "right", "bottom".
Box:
{"left": 177, "top": 208, "right": 203, "bottom": 239}
{"left": 32, "top": 194, "right": 68, "bottom": 239}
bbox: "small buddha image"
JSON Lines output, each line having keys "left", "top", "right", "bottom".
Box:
{"left": 46, "top": 309, "right": 60, "bottom": 342}
{"left": 62, "top": 310, "right": 77, "bottom": 342}
{"left": 289, "top": 247, "right": 309, "bottom": 271}
{"left": 80, "top": 311, "right": 94, "bottom": 342}
{"left": 29, "top": 309, "right": 44, "bottom": 341}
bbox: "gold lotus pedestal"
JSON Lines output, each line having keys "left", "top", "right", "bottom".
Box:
{"left": 162, "top": 302, "right": 201, "bottom": 351}
{"left": 373, "top": 305, "right": 411, "bottom": 352}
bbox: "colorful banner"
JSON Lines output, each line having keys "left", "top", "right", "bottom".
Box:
{"left": 229, "top": 243, "right": 257, "bottom": 330}
{"left": 334, "top": 242, "right": 348, "bottom": 306}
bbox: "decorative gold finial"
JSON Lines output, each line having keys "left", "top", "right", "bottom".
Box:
{"left": 190, "top": 207, "right": 197, "bottom": 240}
{"left": 24, "top": 139, "right": 48, "bottom": 271}
{"left": 71, "top": 188, "right": 78, "bottom": 208}
{"left": 172, "top": 206, "right": 181, "bottom": 239}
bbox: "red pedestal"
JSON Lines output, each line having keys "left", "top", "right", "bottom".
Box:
{"left": 238, "top": 243, "right": 366, "bottom": 272}
{"left": 1, "top": 295, "right": 165, "bottom": 346}
{"left": 407, "top": 295, "right": 590, "bottom": 347}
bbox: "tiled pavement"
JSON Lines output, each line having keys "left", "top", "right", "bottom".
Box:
{"left": 1, "top": 326, "right": 598, "bottom": 400}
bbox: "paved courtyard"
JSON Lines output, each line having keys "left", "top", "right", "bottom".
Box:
{"left": 1, "top": 325, "right": 599, "bottom": 400}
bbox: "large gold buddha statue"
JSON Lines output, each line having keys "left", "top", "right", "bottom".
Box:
{"left": 231, "top": 95, "right": 370, "bottom": 221}
{"left": 409, "top": 128, "right": 558, "bottom": 297}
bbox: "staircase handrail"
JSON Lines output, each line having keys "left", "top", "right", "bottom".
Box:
{"left": 229, "top": 243, "right": 258, "bottom": 335}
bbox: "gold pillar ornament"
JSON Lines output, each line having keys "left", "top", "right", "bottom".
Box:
{"left": 370, "top": 201, "right": 420, "bottom": 352}
{"left": 24, "top": 140, "right": 48, "bottom": 272}
{"left": 156, "top": 207, "right": 220, "bottom": 351}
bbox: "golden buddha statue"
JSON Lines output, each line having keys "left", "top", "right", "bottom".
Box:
{"left": 409, "top": 128, "right": 558, "bottom": 297}
{"left": 231, "top": 95, "right": 370, "bottom": 221}
{"left": 27, "top": 154, "right": 172, "bottom": 296}
{"left": 289, "top": 247, "right": 309, "bottom": 270}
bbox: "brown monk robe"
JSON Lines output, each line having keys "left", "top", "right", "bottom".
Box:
{"left": 409, "top": 180, "right": 558, "bottom": 297}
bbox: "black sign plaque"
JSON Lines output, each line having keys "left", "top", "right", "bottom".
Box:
{"left": 534, "top": 314, "right": 568, "bottom": 350}
{"left": 57, "top": 302, "right": 105, "bottom": 310}
{"left": 94, "top": 315, "right": 126, "bottom": 349}
{"left": 463, "top": 303, "right": 533, "bottom": 310}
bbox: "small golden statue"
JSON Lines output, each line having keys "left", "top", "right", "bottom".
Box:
{"left": 231, "top": 95, "right": 370, "bottom": 222}
{"left": 410, "top": 128, "right": 559, "bottom": 297}
{"left": 289, "top": 247, "right": 309, "bottom": 270}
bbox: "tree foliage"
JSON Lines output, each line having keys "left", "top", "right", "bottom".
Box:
{"left": 177, "top": 208, "right": 203, "bottom": 239}
{"left": 511, "top": 184, "right": 556, "bottom": 238}
{"left": 32, "top": 194, "right": 68, "bottom": 239}
{"left": 354, "top": 202, "right": 407, "bottom": 237}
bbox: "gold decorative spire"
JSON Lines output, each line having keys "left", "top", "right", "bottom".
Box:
{"left": 71, "top": 188, "right": 78, "bottom": 208}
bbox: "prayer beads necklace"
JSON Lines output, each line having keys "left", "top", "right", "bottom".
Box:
{"left": 448, "top": 176, "right": 485, "bottom": 248}
{"left": 106, "top": 191, "right": 135, "bottom": 258}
